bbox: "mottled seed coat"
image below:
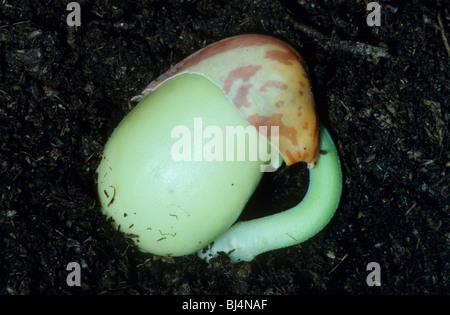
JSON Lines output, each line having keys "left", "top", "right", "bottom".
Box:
{"left": 142, "top": 34, "right": 320, "bottom": 167}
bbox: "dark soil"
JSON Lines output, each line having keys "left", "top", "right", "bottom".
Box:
{"left": 1, "top": 0, "right": 448, "bottom": 295}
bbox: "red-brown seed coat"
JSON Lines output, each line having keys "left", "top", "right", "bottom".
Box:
{"left": 143, "top": 34, "right": 320, "bottom": 167}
